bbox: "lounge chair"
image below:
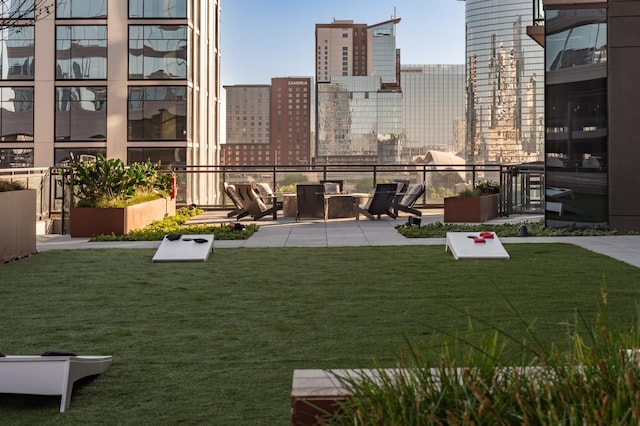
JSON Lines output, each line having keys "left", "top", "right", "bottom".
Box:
{"left": 296, "top": 184, "right": 325, "bottom": 221}
{"left": 223, "top": 182, "right": 246, "bottom": 218}
{"left": 394, "top": 183, "right": 425, "bottom": 217}
{"left": 357, "top": 183, "right": 398, "bottom": 220}
{"left": 0, "top": 353, "right": 112, "bottom": 412}
{"left": 235, "top": 183, "right": 281, "bottom": 220}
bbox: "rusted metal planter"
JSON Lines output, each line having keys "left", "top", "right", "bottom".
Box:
{"left": 70, "top": 197, "right": 176, "bottom": 237}
{"left": 444, "top": 193, "right": 500, "bottom": 223}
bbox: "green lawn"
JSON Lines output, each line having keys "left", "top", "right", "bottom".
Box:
{"left": 0, "top": 244, "right": 638, "bottom": 424}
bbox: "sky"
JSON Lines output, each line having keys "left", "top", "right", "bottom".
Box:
{"left": 220, "top": 0, "right": 466, "bottom": 86}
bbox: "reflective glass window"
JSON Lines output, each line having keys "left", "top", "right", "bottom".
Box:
{"left": 127, "top": 147, "right": 186, "bottom": 166}
{"left": 55, "top": 86, "right": 106, "bottom": 141}
{"left": 0, "top": 148, "right": 33, "bottom": 167}
{"left": 54, "top": 148, "right": 106, "bottom": 166}
{"left": 0, "top": 87, "right": 33, "bottom": 141}
{"left": 129, "top": 0, "right": 187, "bottom": 18}
{"left": 56, "top": 26, "right": 107, "bottom": 80}
{"left": 129, "top": 25, "right": 187, "bottom": 79}
{"left": 56, "top": 0, "right": 107, "bottom": 18}
{"left": 0, "top": 0, "right": 35, "bottom": 19}
{"left": 128, "top": 86, "right": 187, "bottom": 141}
{"left": 0, "top": 26, "right": 35, "bottom": 80}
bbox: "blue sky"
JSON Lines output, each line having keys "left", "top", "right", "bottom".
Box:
{"left": 220, "top": 0, "right": 466, "bottom": 86}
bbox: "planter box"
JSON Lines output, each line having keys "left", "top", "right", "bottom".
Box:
{"left": 0, "top": 189, "right": 37, "bottom": 263}
{"left": 444, "top": 193, "right": 499, "bottom": 223}
{"left": 70, "top": 197, "right": 176, "bottom": 237}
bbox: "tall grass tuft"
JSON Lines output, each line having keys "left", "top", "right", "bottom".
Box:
{"left": 325, "top": 287, "right": 640, "bottom": 425}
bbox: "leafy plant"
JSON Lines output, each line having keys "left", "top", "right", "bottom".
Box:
{"left": 458, "top": 180, "right": 500, "bottom": 197}
{"left": 0, "top": 179, "right": 25, "bottom": 192}
{"left": 62, "top": 154, "right": 171, "bottom": 207}
{"left": 89, "top": 207, "right": 258, "bottom": 241}
{"left": 396, "top": 220, "right": 640, "bottom": 238}
{"left": 325, "top": 288, "right": 640, "bottom": 425}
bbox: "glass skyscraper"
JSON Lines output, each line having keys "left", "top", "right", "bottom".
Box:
{"left": 401, "top": 65, "right": 465, "bottom": 155}
{"left": 464, "top": 0, "right": 544, "bottom": 165}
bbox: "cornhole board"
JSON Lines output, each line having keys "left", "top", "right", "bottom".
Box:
{"left": 445, "top": 232, "right": 510, "bottom": 260}
{"left": 152, "top": 234, "right": 214, "bottom": 262}
{"left": 0, "top": 355, "right": 112, "bottom": 412}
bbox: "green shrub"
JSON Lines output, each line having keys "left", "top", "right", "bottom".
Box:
{"left": 90, "top": 207, "right": 258, "bottom": 241}
{"left": 327, "top": 290, "right": 640, "bottom": 425}
{"left": 0, "top": 180, "right": 25, "bottom": 192}
{"left": 62, "top": 153, "right": 171, "bottom": 207}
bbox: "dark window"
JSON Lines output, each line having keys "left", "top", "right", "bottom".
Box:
{"left": 128, "top": 86, "right": 187, "bottom": 141}
{"left": 129, "top": 25, "right": 187, "bottom": 79}
{"left": 54, "top": 148, "right": 106, "bottom": 166}
{"left": 55, "top": 86, "right": 107, "bottom": 141}
{"left": 127, "top": 147, "right": 186, "bottom": 166}
{"left": 0, "top": 148, "right": 33, "bottom": 168}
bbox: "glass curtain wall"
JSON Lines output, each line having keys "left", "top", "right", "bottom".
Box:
{"left": 464, "top": 0, "right": 545, "bottom": 164}
{"left": 545, "top": 6, "right": 607, "bottom": 227}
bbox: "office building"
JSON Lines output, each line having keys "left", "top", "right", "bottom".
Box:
{"left": 401, "top": 64, "right": 465, "bottom": 157}
{"left": 463, "top": 0, "right": 545, "bottom": 165}
{"left": 270, "top": 77, "right": 313, "bottom": 165}
{"left": 222, "top": 77, "right": 313, "bottom": 166}
{"left": 0, "top": 0, "right": 221, "bottom": 205}
{"left": 315, "top": 18, "right": 403, "bottom": 164}
{"left": 528, "top": 0, "right": 640, "bottom": 231}
{"left": 222, "top": 85, "right": 271, "bottom": 166}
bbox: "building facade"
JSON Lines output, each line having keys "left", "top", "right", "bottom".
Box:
{"left": 464, "top": 0, "right": 545, "bottom": 165}
{"left": 222, "top": 84, "right": 271, "bottom": 166}
{"left": 0, "top": 0, "right": 221, "bottom": 204}
{"left": 270, "top": 77, "right": 313, "bottom": 165}
{"left": 315, "top": 18, "right": 403, "bottom": 164}
{"left": 401, "top": 64, "right": 465, "bottom": 157}
{"left": 530, "top": 0, "right": 640, "bottom": 231}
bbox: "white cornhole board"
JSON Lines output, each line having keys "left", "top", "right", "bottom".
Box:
{"left": 152, "top": 234, "right": 214, "bottom": 262}
{"left": 445, "top": 232, "right": 510, "bottom": 260}
{"left": 0, "top": 355, "right": 112, "bottom": 412}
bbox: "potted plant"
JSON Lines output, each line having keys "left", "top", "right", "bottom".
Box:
{"left": 444, "top": 180, "right": 500, "bottom": 223}
{"left": 63, "top": 154, "right": 176, "bottom": 237}
{"left": 0, "top": 180, "right": 37, "bottom": 262}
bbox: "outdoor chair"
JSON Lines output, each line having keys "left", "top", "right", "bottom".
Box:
{"left": 357, "top": 183, "right": 398, "bottom": 220}
{"left": 234, "top": 183, "right": 281, "bottom": 220}
{"left": 394, "top": 183, "right": 425, "bottom": 217}
{"left": 296, "top": 184, "right": 325, "bottom": 221}
{"left": 223, "top": 182, "right": 247, "bottom": 219}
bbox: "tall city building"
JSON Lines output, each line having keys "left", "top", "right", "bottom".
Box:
{"left": 222, "top": 77, "right": 313, "bottom": 166}
{"left": 0, "top": 0, "right": 221, "bottom": 204}
{"left": 401, "top": 64, "right": 465, "bottom": 156}
{"left": 222, "top": 85, "right": 271, "bottom": 166}
{"left": 315, "top": 18, "right": 403, "bottom": 164}
{"left": 270, "top": 77, "right": 313, "bottom": 165}
{"left": 463, "top": 0, "right": 544, "bottom": 165}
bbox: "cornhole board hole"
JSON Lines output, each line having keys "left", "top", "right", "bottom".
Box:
{"left": 445, "top": 232, "right": 510, "bottom": 260}
{"left": 0, "top": 355, "right": 112, "bottom": 412}
{"left": 152, "top": 234, "right": 214, "bottom": 262}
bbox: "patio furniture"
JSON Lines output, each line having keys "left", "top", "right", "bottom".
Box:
{"left": 0, "top": 354, "right": 112, "bottom": 412}
{"left": 394, "top": 183, "right": 425, "bottom": 217}
{"left": 235, "top": 184, "right": 281, "bottom": 220}
{"left": 320, "top": 180, "right": 344, "bottom": 194}
{"left": 223, "top": 182, "right": 246, "bottom": 218}
{"left": 296, "top": 184, "right": 325, "bottom": 221}
{"left": 357, "top": 183, "right": 398, "bottom": 220}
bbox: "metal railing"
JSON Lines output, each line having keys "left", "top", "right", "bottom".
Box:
{"left": 1, "top": 162, "right": 545, "bottom": 234}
